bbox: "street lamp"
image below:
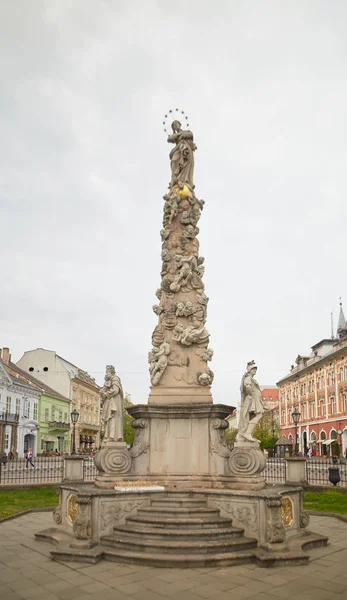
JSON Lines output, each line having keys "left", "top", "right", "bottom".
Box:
{"left": 292, "top": 409, "right": 301, "bottom": 456}
{"left": 70, "top": 409, "right": 79, "bottom": 455}
{"left": 337, "top": 429, "right": 343, "bottom": 457}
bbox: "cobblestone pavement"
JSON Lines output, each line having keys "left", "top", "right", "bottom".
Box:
{"left": 0, "top": 512, "right": 346, "bottom": 600}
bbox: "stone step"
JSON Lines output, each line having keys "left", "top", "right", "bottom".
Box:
{"left": 113, "top": 523, "right": 245, "bottom": 541}
{"left": 103, "top": 547, "right": 255, "bottom": 568}
{"left": 150, "top": 498, "right": 207, "bottom": 508}
{"left": 101, "top": 534, "right": 258, "bottom": 555}
{"left": 137, "top": 507, "right": 220, "bottom": 519}
{"left": 126, "top": 515, "right": 233, "bottom": 529}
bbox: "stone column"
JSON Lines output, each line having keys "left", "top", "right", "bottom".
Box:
{"left": 127, "top": 124, "right": 233, "bottom": 485}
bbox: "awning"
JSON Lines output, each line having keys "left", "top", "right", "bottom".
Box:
{"left": 43, "top": 435, "right": 57, "bottom": 442}
{"left": 321, "top": 439, "right": 337, "bottom": 444}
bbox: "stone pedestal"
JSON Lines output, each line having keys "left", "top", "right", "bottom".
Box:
{"left": 228, "top": 441, "right": 266, "bottom": 490}
{"left": 127, "top": 403, "right": 234, "bottom": 487}
{"left": 63, "top": 456, "right": 84, "bottom": 483}
{"left": 94, "top": 441, "right": 131, "bottom": 489}
{"left": 285, "top": 457, "right": 307, "bottom": 485}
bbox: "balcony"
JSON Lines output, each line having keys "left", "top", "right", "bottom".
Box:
{"left": 0, "top": 412, "right": 19, "bottom": 425}
{"left": 48, "top": 421, "right": 70, "bottom": 430}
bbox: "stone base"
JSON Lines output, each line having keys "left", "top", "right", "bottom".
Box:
{"left": 127, "top": 403, "right": 234, "bottom": 480}
{"left": 94, "top": 441, "right": 132, "bottom": 488}
{"left": 148, "top": 385, "right": 212, "bottom": 405}
{"left": 228, "top": 442, "right": 266, "bottom": 490}
{"left": 36, "top": 484, "right": 327, "bottom": 568}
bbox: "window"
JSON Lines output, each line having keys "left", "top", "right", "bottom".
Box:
{"left": 15, "top": 398, "right": 20, "bottom": 415}
{"left": 340, "top": 367, "right": 344, "bottom": 382}
{"left": 6, "top": 396, "right": 11, "bottom": 414}
{"left": 4, "top": 433, "right": 9, "bottom": 451}
{"left": 33, "top": 404, "right": 38, "bottom": 421}
{"left": 51, "top": 406, "right": 55, "bottom": 421}
{"left": 44, "top": 408, "right": 49, "bottom": 422}
{"left": 59, "top": 409, "right": 63, "bottom": 422}
{"left": 302, "top": 404, "right": 307, "bottom": 419}
{"left": 64, "top": 412, "right": 68, "bottom": 423}
{"left": 343, "top": 394, "right": 347, "bottom": 412}
{"left": 320, "top": 400, "right": 325, "bottom": 417}
{"left": 331, "top": 397, "right": 336, "bottom": 414}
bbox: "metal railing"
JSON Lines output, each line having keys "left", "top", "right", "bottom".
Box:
{"left": 0, "top": 455, "right": 64, "bottom": 485}
{"left": 83, "top": 457, "right": 98, "bottom": 482}
{"left": 264, "top": 458, "right": 286, "bottom": 484}
{"left": 306, "top": 457, "right": 347, "bottom": 487}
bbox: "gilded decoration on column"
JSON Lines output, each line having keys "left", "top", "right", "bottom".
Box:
{"left": 67, "top": 494, "right": 79, "bottom": 524}
{"left": 281, "top": 496, "right": 293, "bottom": 527}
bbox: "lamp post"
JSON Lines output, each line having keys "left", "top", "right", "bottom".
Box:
{"left": 292, "top": 409, "right": 301, "bottom": 456}
{"left": 337, "top": 429, "right": 343, "bottom": 457}
{"left": 70, "top": 409, "right": 79, "bottom": 455}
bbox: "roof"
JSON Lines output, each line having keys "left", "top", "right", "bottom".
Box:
{"left": 337, "top": 302, "right": 346, "bottom": 333}
{"left": 7, "top": 361, "right": 70, "bottom": 402}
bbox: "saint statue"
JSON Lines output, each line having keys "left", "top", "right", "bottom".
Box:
{"left": 100, "top": 365, "right": 124, "bottom": 442}
{"left": 168, "top": 120, "right": 196, "bottom": 189}
{"left": 237, "top": 361, "right": 265, "bottom": 443}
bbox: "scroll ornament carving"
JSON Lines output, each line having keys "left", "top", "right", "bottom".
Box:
{"left": 129, "top": 419, "right": 149, "bottom": 458}
{"left": 300, "top": 510, "right": 310, "bottom": 529}
{"left": 266, "top": 498, "right": 286, "bottom": 544}
{"left": 228, "top": 447, "right": 266, "bottom": 477}
{"left": 210, "top": 419, "right": 231, "bottom": 458}
{"left": 73, "top": 496, "right": 92, "bottom": 540}
{"left": 53, "top": 489, "right": 62, "bottom": 524}
{"left": 100, "top": 500, "right": 146, "bottom": 536}
{"left": 94, "top": 446, "right": 131, "bottom": 474}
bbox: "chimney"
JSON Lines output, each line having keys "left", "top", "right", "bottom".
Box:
{"left": 2, "top": 347, "right": 10, "bottom": 365}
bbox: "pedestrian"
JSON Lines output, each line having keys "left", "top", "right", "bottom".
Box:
{"left": 307, "top": 448, "right": 312, "bottom": 458}
{"left": 1, "top": 453, "right": 7, "bottom": 468}
{"left": 25, "top": 447, "right": 35, "bottom": 469}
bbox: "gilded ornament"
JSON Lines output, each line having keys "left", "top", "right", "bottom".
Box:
{"left": 67, "top": 495, "right": 79, "bottom": 524}
{"left": 281, "top": 496, "right": 293, "bottom": 527}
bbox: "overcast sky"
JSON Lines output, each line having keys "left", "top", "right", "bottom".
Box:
{"left": 1, "top": 1, "right": 346, "bottom": 407}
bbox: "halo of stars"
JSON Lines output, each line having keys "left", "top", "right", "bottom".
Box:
{"left": 163, "top": 108, "right": 189, "bottom": 134}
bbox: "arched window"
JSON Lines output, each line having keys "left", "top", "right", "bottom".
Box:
{"left": 310, "top": 431, "right": 317, "bottom": 442}
{"left": 320, "top": 430, "right": 326, "bottom": 441}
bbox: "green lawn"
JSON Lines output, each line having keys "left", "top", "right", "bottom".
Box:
{"left": 304, "top": 489, "right": 347, "bottom": 516}
{"left": 0, "top": 487, "right": 59, "bottom": 519}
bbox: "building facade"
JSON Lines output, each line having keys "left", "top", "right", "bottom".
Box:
{"left": 0, "top": 348, "right": 40, "bottom": 457}
{"left": 278, "top": 304, "right": 347, "bottom": 456}
{"left": 17, "top": 348, "right": 101, "bottom": 451}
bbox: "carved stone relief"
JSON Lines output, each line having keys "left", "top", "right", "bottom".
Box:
{"left": 281, "top": 496, "right": 293, "bottom": 527}
{"left": 210, "top": 419, "right": 231, "bottom": 458}
{"left": 73, "top": 496, "right": 92, "bottom": 540}
{"left": 129, "top": 419, "right": 149, "bottom": 458}
{"left": 67, "top": 494, "right": 79, "bottom": 525}
{"left": 266, "top": 498, "right": 286, "bottom": 544}
{"left": 214, "top": 501, "right": 258, "bottom": 533}
{"left": 100, "top": 500, "right": 146, "bottom": 536}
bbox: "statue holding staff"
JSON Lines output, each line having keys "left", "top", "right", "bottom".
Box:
{"left": 237, "top": 361, "right": 265, "bottom": 443}
{"left": 100, "top": 365, "right": 124, "bottom": 442}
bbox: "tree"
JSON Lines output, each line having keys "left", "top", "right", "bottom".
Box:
{"left": 225, "top": 427, "right": 238, "bottom": 448}
{"left": 253, "top": 410, "right": 280, "bottom": 450}
{"left": 123, "top": 393, "right": 135, "bottom": 445}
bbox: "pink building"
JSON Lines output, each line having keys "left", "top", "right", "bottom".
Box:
{"left": 277, "top": 303, "right": 347, "bottom": 456}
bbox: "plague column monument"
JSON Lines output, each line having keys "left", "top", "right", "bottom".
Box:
{"left": 127, "top": 112, "right": 232, "bottom": 485}
{"left": 36, "top": 112, "right": 327, "bottom": 567}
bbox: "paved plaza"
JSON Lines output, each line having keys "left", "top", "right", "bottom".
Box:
{"left": 0, "top": 512, "right": 346, "bottom": 600}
